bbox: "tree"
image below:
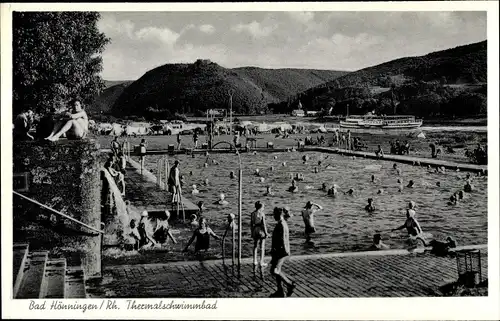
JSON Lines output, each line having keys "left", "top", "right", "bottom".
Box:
{"left": 13, "top": 12, "right": 110, "bottom": 117}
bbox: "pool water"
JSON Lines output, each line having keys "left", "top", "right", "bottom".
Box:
{"left": 137, "top": 151, "right": 487, "bottom": 258}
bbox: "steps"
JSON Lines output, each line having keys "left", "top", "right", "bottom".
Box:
{"left": 13, "top": 243, "right": 88, "bottom": 299}
{"left": 40, "top": 258, "right": 67, "bottom": 298}
{"left": 16, "top": 251, "right": 48, "bottom": 298}
{"left": 13, "top": 243, "right": 29, "bottom": 298}
{"left": 65, "top": 267, "right": 87, "bottom": 298}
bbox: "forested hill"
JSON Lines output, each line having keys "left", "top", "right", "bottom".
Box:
{"left": 326, "top": 40, "right": 486, "bottom": 88}
{"left": 109, "top": 59, "right": 347, "bottom": 118}
{"left": 270, "top": 41, "right": 487, "bottom": 117}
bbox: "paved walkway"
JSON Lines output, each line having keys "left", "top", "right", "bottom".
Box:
{"left": 87, "top": 247, "right": 488, "bottom": 298}
{"left": 313, "top": 147, "right": 487, "bottom": 172}
{"left": 124, "top": 158, "right": 198, "bottom": 219}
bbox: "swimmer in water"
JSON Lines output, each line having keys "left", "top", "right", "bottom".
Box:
{"left": 328, "top": 184, "right": 339, "bottom": 196}
{"left": 229, "top": 171, "right": 235, "bottom": 179}
{"left": 457, "top": 190, "right": 465, "bottom": 200}
{"left": 204, "top": 178, "right": 209, "bottom": 186}
{"left": 371, "top": 175, "right": 375, "bottom": 183}
{"left": 250, "top": 201, "right": 269, "bottom": 267}
{"left": 370, "top": 234, "right": 389, "bottom": 250}
{"left": 365, "top": 198, "right": 376, "bottom": 213}
{"left": 301, "top": 201, "right": 323, "bottom": 243}
{"left": 377, "top": 189, "right": 383, "bottom": 195}
{"left": 393, "top": 163, "right": 398, "bottom": 170}
{"left": 314, "top": 167, "right": 319, "bottom": 174}
{"left": 282, "top": 162, "right": 287, "bottom": 167}
{"left": 191, "top": 184, "right": 199, "bottom": 195}
{"left": 264, "top": 186, "right": 274, "bottom": 196}
{"left": 464, "top": 180, "right": 474, "bottom": 192}
{"left": 255, "top": 169, "right": 261, "bottom": 176}
{"left": 196, "top": 201, "right": 205, "bottom": 216}
{"left": 436, "top": 181, "right": 441, "bottom": 187}
{"left": 189, "top": 214, "right": 199, "bottom": 230}
{"left": 214, "top": 193, "right": 229, "bottom": 206}
{"left": 416, "top": 236, "right": 457, "bottom": 257}
{"left": 407, "top": 180, "right": 415, "bottom": 188}
{"left": 447, "top": 194, "right": 457, "bottom": 206}
{"left": 270, "top": 166, "right": 274, "bottom": 171}
{"left": 375, "top": 145, "right": 384, "bottom": 159}
{"left": 274, "top": 156, "right": 278, "bottom": 160}
{"left": 318, "top": 160, "right": 322, "bottom": 166}
{"left": 288, "top": 180, "right": 299, "bottom": 193}
{"left": 407, "top": 201, "right": 417, "bottom": 217}
{"left": 183, "top": 217, "right": 220, "bottom": 253}
{"left": 391, "top": 209, "right": 423, "bottom": 238}
{"left": 344, "top": 188, "right": 354, "bottom": 195}
{"left": 295, "top": 173, "right": 305, "bottom": 181}
{"left": 260, "top": 177, "right": 266, "bottom": 183}
{"left": 302, "top": 155, "right": 309, "bottom": 164}
{"left": 320, "top": 183, "right": 327, "bottom": 191}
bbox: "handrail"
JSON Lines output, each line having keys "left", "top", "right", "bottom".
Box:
{"left": 13, "top": 191, "right": 104, "bottom": 234}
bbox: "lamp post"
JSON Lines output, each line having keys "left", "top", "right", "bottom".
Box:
{"left": 213, "top": 140, "right": 242, "bottom": 275}
{"left": 228, "top": 89, "right": 234, "bottom": 135}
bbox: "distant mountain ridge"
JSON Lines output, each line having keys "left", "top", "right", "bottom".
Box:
{"left": 320, "top": 40, "right": 486, "bottom": 89}
{"left": 106, "top": 60, "right": 347, "bottom": 118}
{"left": 271, "top": 40, "right": 487, "bottom": 117}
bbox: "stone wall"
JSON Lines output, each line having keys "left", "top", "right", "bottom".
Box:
{"left": 13, "top": 139, "right": 102, "bottom": 279}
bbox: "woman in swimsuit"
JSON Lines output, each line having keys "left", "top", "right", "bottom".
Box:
{"left": 183, "top": 217, "right": 220, "bottom": 253}
{"left": 250, "top": 201, "right": 269, "bottom": 267}
{"left": 391, "top": 209, "right": 423, "bottom": 237}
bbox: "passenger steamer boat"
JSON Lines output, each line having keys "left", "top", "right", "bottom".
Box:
{"left": 340, "top": 115, "right": 423, "bottom": 130}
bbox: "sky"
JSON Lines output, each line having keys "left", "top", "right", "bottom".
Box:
{"left": 97, "top": 11, "right": 486, "bottom": 80}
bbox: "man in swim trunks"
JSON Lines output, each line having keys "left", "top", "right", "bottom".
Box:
{"left": 270, "top": 207, "right": 296, "bottom": 297}
{"left": 45, "top": 99, "right": 89, "bottom": 141}
{"left": 375, "top": 145, "right": 384, "bottom": 158}
{"left": 301, "top": 201, "right": 323, "bottom": 243}
{"left": 168, "top": 160, "right": 181, "bottom": 203}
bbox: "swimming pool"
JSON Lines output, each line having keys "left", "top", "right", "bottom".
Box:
{"left": 136, "top": 151, "right": 487, "bottom": 258}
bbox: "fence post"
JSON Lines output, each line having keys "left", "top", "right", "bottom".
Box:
{"left": 238, "top": 167, "right": 242, "bottom": 276}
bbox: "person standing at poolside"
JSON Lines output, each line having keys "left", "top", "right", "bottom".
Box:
{"left": 138, "top": 138, "right": 148, "bottom": 173}
{"left": 168, "top": 160, "right": 181, "bottom": 203}
{"left": 193, "top": 132, "right": 199, "bottom": 149}
{"left": 111, "top": 136, "right": 121, "bottom": 155}
{"left": 301, "top": 201, "right": 323, "bottom": 243}
{"left": 177, "top": 133, "right": 182, "bottom": 150}
{"left": 270, "top": 207, "right": 296, "bottom": 297}
{"left": 251, "top": 201, "right": 269, "bottom": 268}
